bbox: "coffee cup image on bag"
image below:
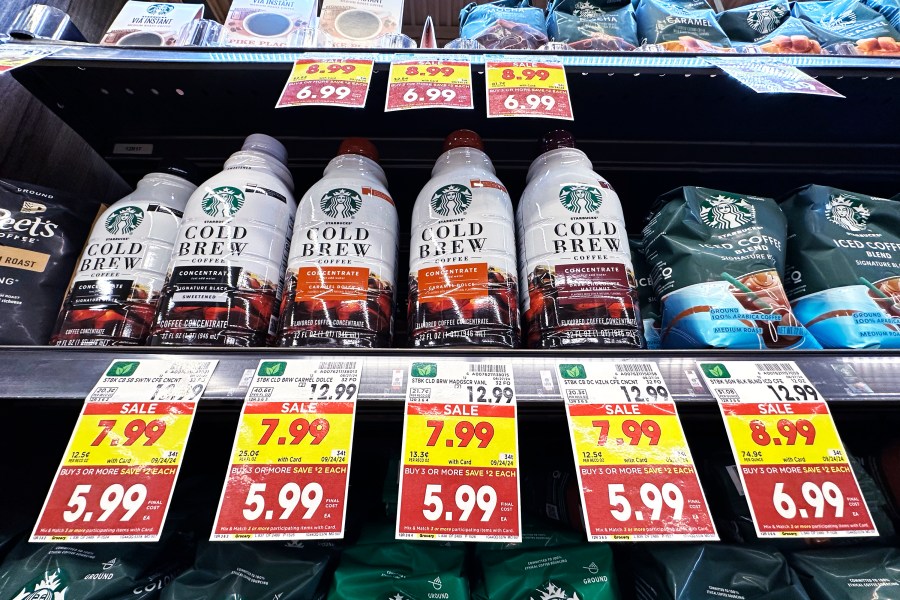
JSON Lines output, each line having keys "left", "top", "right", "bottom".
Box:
{"left": 334, "top": 9, "right": 384, "bottom": 40}
{"left": 243, "top": 11, "right": 294, "bottom": 37}
{"left": 117, "top": 30, "right": 165, "bottom": 46}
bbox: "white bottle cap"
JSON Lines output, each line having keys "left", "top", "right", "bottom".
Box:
{"left": 242, "top": 134, "right": 288, "bottom": 166}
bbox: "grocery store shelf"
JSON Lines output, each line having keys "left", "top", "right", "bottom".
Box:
{"left": 3, "top": 347, "right": 899, "bottom": 408}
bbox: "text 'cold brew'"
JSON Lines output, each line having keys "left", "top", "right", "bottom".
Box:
{"left": 149, "top": 134, "right": 296, "bottom": 346}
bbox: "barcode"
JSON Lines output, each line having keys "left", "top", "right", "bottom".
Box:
{"left": 755, "top": 363, "right": 797, "bottom": 374}
{"left": 318, "top": 361, "right": 355, "bottom": 371}
{"left": 468, "top": 364, "right": 507, "bottom": 374}
{"left": 615, "top": 363, "right": 656, "bottom": 375}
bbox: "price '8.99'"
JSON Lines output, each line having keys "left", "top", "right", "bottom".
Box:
{"left": 749, "top": 418, "right": 816, "bottom": 446}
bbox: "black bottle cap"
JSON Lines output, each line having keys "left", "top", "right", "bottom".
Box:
{"left": 540, "top": 130, "right": 576, "bottom": 153}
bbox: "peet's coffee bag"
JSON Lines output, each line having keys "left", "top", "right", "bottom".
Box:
{"left": 473, "top": 526, "right": 620, "bottom": 600}
{"left": 548, "top": 0, "right": 638, "bottom": 50}
{"left": 789, "top": 547, "right": 900, "bottom": 600}
{"left": 633, "top": 544, "right": 812, "bottom": 600}
{"left": 642, "top": 186, "right": 820, "bottom": 349}
{"left": 636, "top": 0, "right": 734, "bottom": 51}
{"left": 0, "top": 179, "right": 96, "bottom": 345}
{"left": 781, "top": 185, "right": 900, "bottom": 349}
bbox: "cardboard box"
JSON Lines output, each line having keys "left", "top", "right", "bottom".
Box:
{"left": 220, "top": 0, "right": 317, "bottom": 47}
{"left": 318, "top": 0, "right": 404, "bottom": 47}
{"left": 101, "top": 1, "right": 204, "bottom": 46}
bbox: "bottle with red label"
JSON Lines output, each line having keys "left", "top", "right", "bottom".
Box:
{"left": 517, "top": 130, "right": 644, "bottom": 348}
{"left": 148, "top": 134, "right": 296, "bottom": 346}
{"left": 50, "top": 161, "right": 198, "bottom": 346}
{"left": 408, "top": 130, "right": 519, "bottom": 347}
{"left": 278, "top": 138, "right": 398, "bottom": 347}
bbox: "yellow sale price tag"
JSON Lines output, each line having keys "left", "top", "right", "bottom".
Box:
{"left": 405, "top": 409, "right": 516, "bottom": 469}
{"left": 389, "top": 61, "right": 470, "bottom": 86}
{"left": 569, "top": 411, "right": 690, "bottom": 466}
{"left": 724, "top": 411, "right": 845, "bottom": 466}
{"left": 288, "top": 58, "right": 373, "bottom": 84}
{"left": 486, "top": 62, "right": 567, "bottom": 90}
{"left": 235, "top": 410, "right": 354, "bottom": 465}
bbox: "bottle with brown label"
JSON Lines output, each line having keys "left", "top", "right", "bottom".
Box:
{"left": 517, "top": 130, "right": 644, "bottom": 348}
{"left": 278, "top": 138, "right": 398, "bottom": 347}
{"left": 148, "top": 134, "right": 296, "bottom": 346}
{"left": 408, "top": 130, "right": 519, "bottom": 347}
{"left": 50, "top": 161, "right": 198, "bottom": 346}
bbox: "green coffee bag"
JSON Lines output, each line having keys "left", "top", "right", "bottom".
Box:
{"left": 789, "top": 547, "right": 900, "bottom": 600}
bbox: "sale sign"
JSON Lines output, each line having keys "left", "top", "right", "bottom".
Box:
{"left": 31, "top": 359, "right": 217, "bottom": 542}
{"left": 396, "top": 360, "right": 521, "bottom": 542}
{"left": 558, "top": 361, "right": 717, "bottom": 542}
{"left": 276, "top": 56, "right": 374, "bottom": 108}
{"left": 0, "top": 45, "right": 61, "bottom": 74}
{"left": 211, "top": 359, "right": 361, "bottom": 540}
{"left": 485, "top": 60, "right": 573, "bottom": 120}
{"left": 699, "top": 361, "right": 877, "bottom": 538}
{"left": 385, "top": 59, "right": 473, "bottom": 112}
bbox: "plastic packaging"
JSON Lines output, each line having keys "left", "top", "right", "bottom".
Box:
{"left": 459, "top": 0, "right": 550, "bottom": 49}
{"left": 548, "top": 0, "right": 639, "bottom": 50}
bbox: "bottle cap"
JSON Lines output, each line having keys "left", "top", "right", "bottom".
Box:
{"left": 540, "top": 130, "right": 576, "bottom": 152}
{"left": 338, "top": 138, "right": 379, "bottom": 163}
{"left": 443, "top": 129, "right": 483, "bottom": 152}
{"left": 155, "top": 158, "right": 201, "bottom": 185}
{"left": 242, "top": 133, "right": 288, "bottom": 166}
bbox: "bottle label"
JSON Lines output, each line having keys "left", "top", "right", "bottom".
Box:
{"left": 52, "top": 203, "right": 183, "bottom": 346}
{"left": 520, "top": 182, "right": 642, "bottom": 348}
{"left": 151, "top": 182, "right": 294, "bottom": 347}
{"left": 279, "top": 184, "right": 397, "bottom": 348}
{"left": 409, "top": 180, "right": 519, "bottom": 347}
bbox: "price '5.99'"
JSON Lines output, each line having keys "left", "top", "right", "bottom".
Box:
{"left": 243, "top": 481, "right": 324, "bottom": 521}
{"left": 423, "top": 483, "right": 497, "bottom": 522}
{"left": 608, "top": 482, "right": 683, "bottom": 522}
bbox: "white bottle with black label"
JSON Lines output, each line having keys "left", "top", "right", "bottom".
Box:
{"left": 408, "top": 129, "right": 519, "bottom": 348}
{"left": 278, "top": 138, "right": 398, "bottom": 348}
{"left": 517, "top": 130, "right": 644, "bottom": 348}
{"left": 51, "top": 162, "right": 198, "bottom": 346}
{"left": 149, "top": 134, "right": 296, "bottom": 347}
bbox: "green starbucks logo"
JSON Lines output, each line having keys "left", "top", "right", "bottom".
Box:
{"left": 699, "top": 195, "right": 755, "bottom": 230}
{"left": 700, "top": 363, "right": 731, "bottom": 378}
{"left": 559, "top": 364, "right": 586, "bottom": 379}
{"left": 13, "top": 570, "right": 68, "bottom": 600}
{"left": 559, "top": 184, "right": 603, "bottom": 214}
{"left": 386, "top": 594, "right": 410, "bottom": 600}
{"left": 320, "top": 188, "right": 362, "bottom": 219}
{"left": 201, "top": 186, "right": 244, "bottom": 218}
{"left": 104, "top": 206, "right": 144, "bottom": 235}
{"left": 430, "top": 184, "right": 472, "bottom": 217}
{"left": 826, "top": 195, "right": 870, "bottom": 232}
{"left": 412, "top": 362, "right": 437, "bottom": 377}
{"left": 106, "top": 361, "right": 139, "bottom": 377}
{"left": 258, "top": 361, "right": 287, "bottom": 377}
{"left": 747, "top": 4, "right": 787, "bottom": 33}
{"left": 532, "top": 581, "right": 579, "bottom": 600}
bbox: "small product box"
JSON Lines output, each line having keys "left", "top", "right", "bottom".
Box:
{"left": 100, "top": 1, "right": 204, "bottom": 46}
{"left": 220, "top": 0, "right": 317, "bottom": 47}
{"left": 318, "top": 0, "right": 404, "bottom": 47}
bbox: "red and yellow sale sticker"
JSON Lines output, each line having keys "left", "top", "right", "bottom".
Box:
{"left": 211, "top": 359, "right": 361, "bottom": 540}
{"left": 276, "top": 57, "right": 373, "bottom": 108}
{"left": 700, "top": 361, "right": 877, "bottom": 538}
{"left": 385, "top": 59, "right": 474, "bottom": 111}
{"left": 396, "top": 360, "right": 521, "bottom": 542}
{"left": 31, "top": 359, "right": 217, "bottom": 542}
{"left": 485, "top": 61, "right": 573, "bottom": 120}
{"left": 0, "top": 45, "right": 60, "bottom": 74}
{"left": 559, "top": 361, "right": 717, "bottom": 541}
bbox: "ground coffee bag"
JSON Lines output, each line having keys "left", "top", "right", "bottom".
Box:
{"left": 642, "top": 186, "right": 820, "bottom": 349}
{"left": 781, "top": 185, "right": 900, "bottom": 348}
{"left": 548, "top": 0, "right": 638, "bottom": 50}
{"left": 630, "top": 238, "right": 661, "bottom": 349}
{"left": 789, "top": 547, "right": 900, "bottom": 600}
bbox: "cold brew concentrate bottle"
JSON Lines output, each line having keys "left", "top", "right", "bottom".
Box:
{"left": 408, "top": 130, "right": 519, "bottom": 347}
{"left": 149, "top": 134, "right": 296, "bottom": 346}
{"left": 51, "top": 161, "right": 198, "bottom": 346}
{"left": 278, "top": 138, "right": 398, "bottom": 347}
{"left": 517, "top": 130, "right": 643, "bottom": 348}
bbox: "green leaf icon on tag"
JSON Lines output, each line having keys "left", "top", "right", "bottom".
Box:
{"left": 258, "top": 361, "right": 287, "bottom": 377}
{"left": 106, "top": 361, "right": 139, "bottom": 377}
{"left": 701, "top": 363, "right": 731, "bottom": 379}
{"left": 412, "top": 362, "right": 437, "bottom": 378}
{"left": 559, "top": 364, "right": 586, "bottom": 379}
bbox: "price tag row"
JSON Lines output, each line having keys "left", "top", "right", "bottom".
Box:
{"left": 31, "top": 358, "right": 877, "bottom": 544}
{"left": 276, "top": 57, "right": 574, "bottom": 120}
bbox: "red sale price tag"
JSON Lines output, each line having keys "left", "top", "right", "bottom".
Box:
{"left": 212, "top": 359, "right": 361, "bottom": 540}
{"left": 276, "top": 57, "right": 374, "bottom": 108}
{"left": 0, "top": 45, "right": 60, "bottom": 74}
{"left": 396, "top": 360, "right": 521, "bottom": 542}
{"left": 385, "top": 60, "right": 473, "bottom": 112}
{"left": 700, "top": 361, "right": 877, "bottom": 538}
{"left": 31, "top": 359, "right": 217, "bottom": 542}
{"left": 558, "top": 361, "right": 717, "bottom": 542}
{"left": 485, "top": 61, "right": 573, "bottom": 120}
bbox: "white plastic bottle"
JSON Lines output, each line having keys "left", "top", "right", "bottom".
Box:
{"left": 51, "top": 161, "right": 198, "bottom": 346}
{"left": 517, "top": 130, "right": 644, "bottom": 348}
{"left": 149, "top": 134, "right": 296, "bottom": 346}
{"left": 408, "top": 129, "right": 519, "bottom": 348}
{"left": 278, "top": 138, "right": 398, "bottom": 347}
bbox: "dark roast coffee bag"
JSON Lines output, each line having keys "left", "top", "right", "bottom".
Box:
{"left": 789, "top": 547, "right": 900, "bottom": 600}
{"left": 548, "top": 0, "right": 639, "bottom": 50}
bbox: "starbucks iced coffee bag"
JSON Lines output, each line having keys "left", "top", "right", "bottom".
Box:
{"left": 642, "top": 186, "right": 820, "bottom": 349}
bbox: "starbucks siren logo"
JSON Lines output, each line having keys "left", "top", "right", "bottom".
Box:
{"left": 12, "top": 571, "right": 67, "bottom": 600}
{"left": 559, "top": 184, "right": 603, "bottom": 214}
{"left": 320, "top": 188, "right": 362, "bottom": 219}
{"left": 699, "top": 195, "right": 756, "bottom": 229}
{"left": 826, "top": 195, "right": 870, "bottom": 231}
{"left": 147, "top": 3, "right": 174, "bottom": 14}
{"left": 105, "top": 206, "right": 144, "bottom": 235}
{"left": 430, "top": 184, "right": 472, "bottom": 216}
{"left": 531, "top": 581, "right": 580, "bottom": 600}
{"left": 747, "top": 4, "right": 786, "bottom": 33}
{"left": 201, "top": 186, "right": 244, "bottom": 218}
